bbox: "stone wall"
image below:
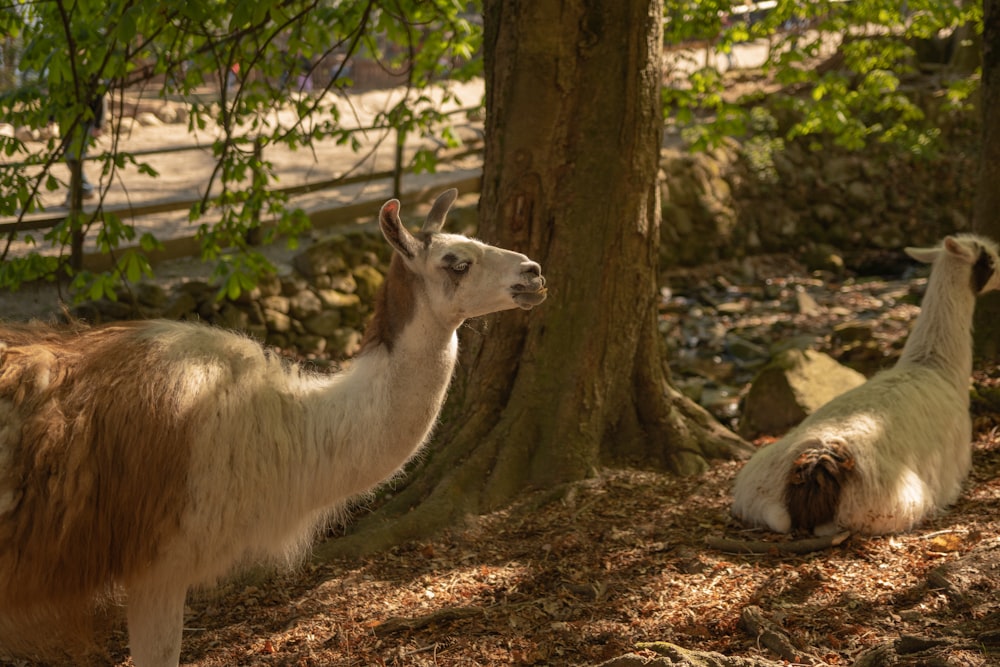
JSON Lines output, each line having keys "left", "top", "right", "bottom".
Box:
{"left": 659, "top": 130, "right": 978, "bottom": 272}
{"left": 72, "top": 229, "right": 393, "bottom": 364}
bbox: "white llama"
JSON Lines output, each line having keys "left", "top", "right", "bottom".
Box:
{"left": 0, "top": 189, "right": 547, "bottom": 666}
{"left": 731, "top": 234, "right": 1000, "bottom": 536}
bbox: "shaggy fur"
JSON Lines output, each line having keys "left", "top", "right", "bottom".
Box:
{"left": 0, "top": 189, "right": 546, "bottom": 667}
{"left": 731, "top": 234, "right": 1000, "bottom": 536}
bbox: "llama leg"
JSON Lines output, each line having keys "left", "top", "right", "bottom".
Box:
{"left": 126, "top": 579, "right": 188, "bottom": 667}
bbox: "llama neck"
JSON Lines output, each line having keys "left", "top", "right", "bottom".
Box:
{"left": 292, "top": 292, "right": 459, "bottom": 513}
{"left": 897, "top": 260, "right": 976, "bottom": 392}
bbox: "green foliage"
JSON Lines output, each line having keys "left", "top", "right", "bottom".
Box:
{"left": 663, "top": 0, "right": 982, "bottom": 158}
{"left": 0, "top": 0, "right": 482, "bottom": 299}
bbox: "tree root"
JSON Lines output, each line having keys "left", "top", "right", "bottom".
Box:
{"left": 738, "top": 605, "right": 818, "bottom": 664}
{"left": 854, "top": 634, "right": 986, "bottom": 666}
{"left": 611, "top": 613, "right": 990, "bottom": 667}
{"left": 598, "top": 642, "right": 782, "bottom": 666}
{"left": 373, "top": 605, "right": 486, "bottom": 637}
{"left": 705, "top": 531, "right": 851, "bottom": 555}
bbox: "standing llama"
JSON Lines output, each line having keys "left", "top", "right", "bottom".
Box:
{"left": 731, "top": 234, "right": 1000, "bottom": 536}
{"left": 0, "top": 189, "right": 547, "bottom": 666}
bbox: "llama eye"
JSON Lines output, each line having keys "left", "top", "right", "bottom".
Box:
{"left": 448, "top": 261, "right": 471, "bottom": 275}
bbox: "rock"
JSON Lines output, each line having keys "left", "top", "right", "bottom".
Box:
{"left": 154, "top": 105, "right": 178, "bottom": 124}
{"left": 303, "top": 310, "right": 342, "bottom": 337}
{"left": 197, "top": 300, "right": 220, "bottom": 321}
{"left": 292, "top": 238, "right": 350, "bottom": 277}
{"left": 801, "top": 243, "right": 845, "bottom": 274}
{"left": 328, "top": 327, "right": 363, "bottom": 358}
{"left": 738, "top": 349, "right": 866, "bottom": 439}
{"left": 352, "top": 265, "right": 384, "bottom": 301}
{"left": 316, "top": 289, "right": 361, "bottom": 310}
{"left": 135, "top": 111, "right": 163, "bottom": 127}
{"left": 701, "top": 385, "right": 741, "bottom": 422}
{"left": 216, "top": 303, "right": 250, "bottom": 331}
{"left": 256, "top": 273, "right": 282, "bottom": 297}
{"left": 281, "top": 274, "right": 309, "bottom": 297}
{"left": 263, "top": 308, "right": 292, "bottom": 333}
{"left": 724, "top": 334, "right": 769, "bottom": 366}
{"left": 794, "top": 289, "right": 822, "bottom": 316}
{"left": 134, "top": 282, "right": 169, "bottom": 309}
{"left": 294, "top": 334, "right": 327, "bottom": 356}
{"left": 94, "top": 299, "right": 139, "bottom": 321}
{"left": 832, "top": 320, "right": 876, "bottom": 345}
{"left": 715, "top": 301, "right": 747, "bottom": 315}
{"left": 288, "top": 290, "right": 323, "bottom": 320}
{"left": 163, "top": 291, "right": 199, "bottom": 320}
{"left": 244, "top": 324, "right": 268, "bottom": 342}
{"left": 328, "top": 272, "right": 358, "bottom": 294}
{"left": 265, "top": 332, "right": 289, "bottom": 349}
{"left": 260, "top": 295, "right": 290, "bottom": 315}
{"left": 14, "top": 126, "right": 40, "bottom": 142}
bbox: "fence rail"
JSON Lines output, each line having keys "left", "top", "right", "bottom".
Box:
{"left": 1, "top": 105, "right": 484, "bottom": 270}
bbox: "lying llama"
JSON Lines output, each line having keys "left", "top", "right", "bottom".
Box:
{"left": 0, "top": 188, "right": 547, "bottom": 666}
{"left": 731, "top": 234, "right": 1000, "bottom": 536}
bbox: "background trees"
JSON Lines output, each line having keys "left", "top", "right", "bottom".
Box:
{"left": 0, "top": 0, "right": 480, "bottom": 298}
{"left": 974, "top": 0, "right": 1000, "bottom": 359}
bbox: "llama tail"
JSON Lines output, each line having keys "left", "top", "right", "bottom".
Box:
{"left": 784, "top": 439, "right": 855, "bottom": 533}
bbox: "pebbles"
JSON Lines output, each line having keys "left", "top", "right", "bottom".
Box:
{"left": 661, "top": 258, "right": 923, "bottom": 432}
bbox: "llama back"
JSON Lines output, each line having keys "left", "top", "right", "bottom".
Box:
{"left": 733, "top": 364, "right": 972, "bottom": 534}
{"left": 0, "top": 318, "right": 327, "bottom": 656}
{"left": 0, "top": 321, "right": 198, "bottom": 652}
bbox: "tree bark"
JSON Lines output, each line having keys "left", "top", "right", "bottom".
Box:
{"left": 974, "top": 0, "right": 1000, "bottom": 362}
{"left": 316, "top": 0, "right": 747, "bottom": 560}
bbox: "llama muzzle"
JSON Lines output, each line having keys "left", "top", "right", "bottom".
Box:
{"left": 511, "top": 277, "right": 547, "bottom": 309}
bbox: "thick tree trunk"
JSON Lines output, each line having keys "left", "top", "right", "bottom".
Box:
{"left": 317, "top": 0, "right": 747, "bottom": 560}
{"left": 974, "top": 0, "right": 1000, "bottom": 362}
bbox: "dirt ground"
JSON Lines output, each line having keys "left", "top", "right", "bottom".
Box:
{"left": 92, "top": 403, "right": 998, "bottom": 667}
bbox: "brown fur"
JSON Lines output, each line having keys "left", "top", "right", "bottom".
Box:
{"left": 0, "top": 321, "right": 192, "bottom": 654}
{"left": 359, "top": 254, "right": 419, "bottom": 353}
{"left": 972, "top": 243, "right": 996, "bottom": 293}
{"left": 784, "top": 440, "right": 856, "bottom": 533}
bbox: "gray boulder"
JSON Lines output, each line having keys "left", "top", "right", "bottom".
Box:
{"left": 738, "top": 349, "right": 866, "bottom": 439}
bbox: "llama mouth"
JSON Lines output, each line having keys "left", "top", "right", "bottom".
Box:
{"left": 512, "top": 286, "right": 548, "bottom": 309}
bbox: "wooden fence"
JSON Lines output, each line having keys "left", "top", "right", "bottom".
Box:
{"left": 1, "top": 107, "right": 484, "bottom": 271}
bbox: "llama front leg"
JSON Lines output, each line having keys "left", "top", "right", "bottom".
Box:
{"left": 126, "top": 579, "right": 188, "bottom": 667}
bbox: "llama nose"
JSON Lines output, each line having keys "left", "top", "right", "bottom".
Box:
{"left": 521, "top": 261, "right": 542, "bottom": 277}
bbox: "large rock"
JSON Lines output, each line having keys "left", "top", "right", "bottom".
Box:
{"left": 738, "top": 349, "right": 866, "bottom": 439}
{"left": 292, "top": 237, "right": 349, "bottom": 277}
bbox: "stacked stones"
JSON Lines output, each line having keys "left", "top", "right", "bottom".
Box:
{"left": 72, "top": 229, "right": 392, "bottom": 364}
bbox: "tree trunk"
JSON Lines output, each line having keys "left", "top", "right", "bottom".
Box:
{"left": 316, "top": 0, "right": 747, "bottom": 560}
{"left": 974, "top": 0, "right": 1000, "bottom": 362}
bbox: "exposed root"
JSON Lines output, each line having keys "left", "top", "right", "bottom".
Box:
{"left": 705, "top": 531, "right": 851, "bottom": 555}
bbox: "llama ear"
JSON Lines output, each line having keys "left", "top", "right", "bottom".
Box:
{"left": 379, "top": 199, "right": 420, "bottom": 260}
{"left": 904, "top": 245, "right": 940, "bottom": 264}
{"left": 422, "top": 188, "right": 458, "bottom": 233}
{"left": 942, "top": 235, "right": 979, "bottom": 263}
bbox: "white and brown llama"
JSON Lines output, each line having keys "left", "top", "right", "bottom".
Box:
{"left": 731, "top": 234, "right": 1000, "bottom": 536}
{"left": 0, "top": 188, "right": 547, "bottom": 666}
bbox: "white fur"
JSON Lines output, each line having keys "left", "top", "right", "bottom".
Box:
{"left": 731, "top": 234, "right": 1000, "bottom": 535}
